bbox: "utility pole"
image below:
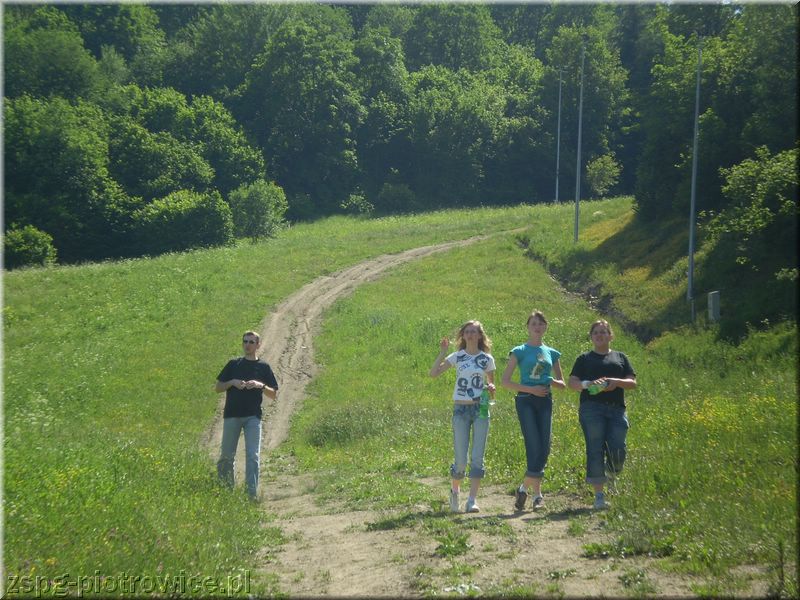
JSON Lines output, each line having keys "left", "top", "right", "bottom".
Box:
{"left": 687, "top": 37, "right": 702, "bottom": 322}
{"left": 554, "top": 68, "right": 563, "bottom": 204}
{"left": 574, "top": 44, "right": 585, "bottom": 243}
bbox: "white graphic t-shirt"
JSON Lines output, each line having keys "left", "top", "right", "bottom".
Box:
{"left": 446, "top": 349, "right": 496, "bottom": 402}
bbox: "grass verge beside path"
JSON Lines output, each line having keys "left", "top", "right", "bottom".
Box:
{"left": 290, "top": 211, "right": 797, "bottom": 596}
{"left": 2, "top": 204, "right": 538, "bottom": 596}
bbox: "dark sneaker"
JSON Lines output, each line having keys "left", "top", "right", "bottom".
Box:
{"left": 532, "top": 494, "right": 545, "bottom": 509}
{"left": 514, "top": 488, "right": 528, "bottom": 511}
{"left": 593, "top": 493, "right": 610, "bottom": 510}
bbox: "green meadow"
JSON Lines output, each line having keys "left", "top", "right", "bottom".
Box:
{"left": 3, "top": 198, "right": 796, "bottom": 596}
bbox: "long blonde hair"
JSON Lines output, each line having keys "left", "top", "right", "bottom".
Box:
{"left": 455, "top": 320, "right": 492, "bottom": 352}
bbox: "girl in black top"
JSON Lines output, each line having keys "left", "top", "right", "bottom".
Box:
{"left": 568, "top": 319, "right": 636, "bottom": 509}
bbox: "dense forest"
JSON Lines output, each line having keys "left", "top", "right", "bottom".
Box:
{"left": 3, "top": 3, "right": 797, "bottom": 318}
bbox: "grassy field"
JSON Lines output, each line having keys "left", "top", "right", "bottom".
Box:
{"left": 2, "top": 203, "right": 540, "bottom": 595}
{"left": 289, "top": 201, "right": 797, "bottom": 596}
{"left": 3, "top": 198, "right": 796, "bottom": 597}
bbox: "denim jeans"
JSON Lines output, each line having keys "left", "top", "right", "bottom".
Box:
{"left": 514, "top": 392, "right": 553, "bottom": 478}
{"left": 578, "top": 400, "right": 629, "bottom": 484}
{"left": 451, "top": 403, "right": 489, "bottom": 480}
{"left": 217, "top": 416, "right": 262, "bottom": 497}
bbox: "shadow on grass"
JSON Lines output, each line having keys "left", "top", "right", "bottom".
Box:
{"left": 519, "top": 216, "right": 691, "bottom": 343}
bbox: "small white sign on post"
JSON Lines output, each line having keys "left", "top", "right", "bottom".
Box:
{"left": 708, "top": 291, "right": 720, "bottom": 322}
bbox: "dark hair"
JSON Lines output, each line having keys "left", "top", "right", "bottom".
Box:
{"left": 589, "top": 320, "right": 613, "bottom": 337}
{"left": 526, "top": 310, "right": 548, "bottom": 326}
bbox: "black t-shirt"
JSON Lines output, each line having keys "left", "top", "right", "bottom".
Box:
{"left": 569, "top": 350, "right": 636, "bottom": 407}
{"left": 217, "top": 357, "right": 279, "bottom": 418}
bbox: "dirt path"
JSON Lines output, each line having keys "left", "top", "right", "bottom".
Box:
{"left": 206, "top": 236, "right": 767, "bottom": 598}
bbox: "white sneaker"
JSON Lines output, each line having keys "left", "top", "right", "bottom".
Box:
{"left": 449, "top": 489, "right": 460, "bottom": 513}
{"left": 465, "top": 498, "right": 480, "bottom": 513}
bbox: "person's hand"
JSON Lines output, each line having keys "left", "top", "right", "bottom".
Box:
{"left": 602, "top": 378, "right": 617, "bottom": 391}
{"left": 238, "top": 379, "right": 250, "bottom": 389}
{"left": 486, "top": 382, "right": 496, "bottom": 393}
{"left": 439, "top": 336, "right": 450, "bottom": 353}
{"left": 530, "top": 385, "right": 549, "bottom": 397}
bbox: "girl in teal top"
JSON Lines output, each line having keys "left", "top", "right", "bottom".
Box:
{"left": 501, "top": 310, "right": 565, "bottom": 511}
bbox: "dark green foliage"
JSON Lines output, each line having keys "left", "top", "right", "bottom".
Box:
{"left": 162, "top": 5, "right": 290, "bottom": 99}
{"left": 188, "top": 96, "right": 266, "bottom": 196}
{"left": 133, "top": 190, "right": 233, "bottom": 254}
{"left": 2, "top": 2, "right": 796, "bottom": 287}
{"left": 57, "top": 4, "right": 167, "bottom": 85}
{"left": 3, "top": 224, "right": 58, "bottom": 269}
{"left": 237, "top": 13, "right": 364, "bottom": 215}
{"left": 108, "top": 117, "right": 214, "bottom": 202}
{"left": 375, "top": 183, "right": 418, "bottom": 215}
{"left": 404, "top": 4, "right": 503, "bottom": 72}
{"left": 228, "top": 180, "right": 288, "bottom": 240}
{"left": 3, "top": 95, "right": 140, "bottom": 262}
{"left": 634, "top": 5, "right": 796, "bottom": 221}
{"left": 586, "top": 154, "right": 622, "bottom": 197}
{"left": 4, "top": 8, "right": 101, "bottom": 100}
{"left": 697, "top": 147, "right": 798, "bottom": 338}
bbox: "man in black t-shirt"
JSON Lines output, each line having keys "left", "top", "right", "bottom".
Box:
{"left": 215, "top": 330, "right": 278, "bottom": 500}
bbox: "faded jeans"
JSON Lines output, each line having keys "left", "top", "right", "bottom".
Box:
{"left": 217, "top": 416, "right": 262, "bottom": 497}
{"left": 515, "top": 392, "right": 553, "bottom": 478}
{"left": 578, "top": 400, "right": 629, "bottom": 484}
{"left": 451, "top": 403, "right": 489, "bottom": 480}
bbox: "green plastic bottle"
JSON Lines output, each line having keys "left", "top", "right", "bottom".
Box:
{"left": 479, "top": 387, "right": 491, "bottom": 419}
{"left": 588, "top": 380, "right": 609, "bottom": 395}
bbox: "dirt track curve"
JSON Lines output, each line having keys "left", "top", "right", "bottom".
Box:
{"left": 205, "top": 235, "right": 766, "bottom": 598}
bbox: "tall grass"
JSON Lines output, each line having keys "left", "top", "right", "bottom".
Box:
{"left": 4, "top": 198, "right": 795, "bottom": 595}
{"left": 2, "top": 204, "right": 540, "bottom": 595}
{"left": 289, "top": 201, "right": 797, "bottom": 589}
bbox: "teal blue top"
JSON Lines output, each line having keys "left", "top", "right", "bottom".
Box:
{"left": 510, "top": 343, "right": 561, "bottom": 386}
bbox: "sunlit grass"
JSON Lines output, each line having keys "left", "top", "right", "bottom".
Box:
{"left": 287, "top": 205, "right": 796, "bottom": 588}
{"left": 2, "top": 203, "right": 543, "bottom": 594}
{"left": 4, "top": 197, "right": 796, "bottom": 595}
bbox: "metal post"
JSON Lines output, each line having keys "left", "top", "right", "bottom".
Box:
{"left": 574, "top": 45, "right": 585, "bottom": 243}
{"left": 555, "top": 68, "right": 562, "bottom": 204}
{"left": 687, "top": 38, "right": 702, "bottom": 320}
{"left": 708, "top": 291, "right": 720, "bottom": 322}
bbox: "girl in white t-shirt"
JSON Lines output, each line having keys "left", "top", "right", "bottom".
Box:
{"left": 430, "top": 320, "right": 496, "bottom": 513}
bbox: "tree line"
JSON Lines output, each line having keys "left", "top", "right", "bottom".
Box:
{"left": 3, "top": 3, "right": 797, "bottom": 282}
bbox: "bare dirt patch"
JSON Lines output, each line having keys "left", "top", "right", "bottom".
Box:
{"left": 205, "top": 237, "right": 768, "bottom": 597}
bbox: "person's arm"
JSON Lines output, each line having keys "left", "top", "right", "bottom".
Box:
{"left": 550, "top": 359, "right": 566, "bottom": 390}
{"left": 430, "top": 337, "right": 453, "bottom": 377}
{"left": 568, "top": 375, "right": 585, "bottom": 392}
{"left": 485, "top": 370, "right": 496, "bottom": 398}
{"left": 243, "top": 365, "right": 279, "bottom": 399}
{"left": 216, "top": 378, "right": 244, "bottom": 393}
{"left": 602, "top": 376, "right": 636, "bottom": 392}
{"left": 601, "top": 353, "right": 637, "bottom": 392}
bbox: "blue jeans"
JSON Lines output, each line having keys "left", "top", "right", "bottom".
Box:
{"left": 451, "top": 403, "right": 489, "bottom": 480}
{"left": 578, "top": 400, "right": 629, "bottom": 484}
{"left": 217, "top": 416, "right": 262, "bottom": 497}
{"left": 515, "top": 392, "right": 553, "bottom": 478}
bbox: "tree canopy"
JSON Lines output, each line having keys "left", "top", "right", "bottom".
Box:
{"left": 3, "top": 2, "right": 797, "bottom": 304}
